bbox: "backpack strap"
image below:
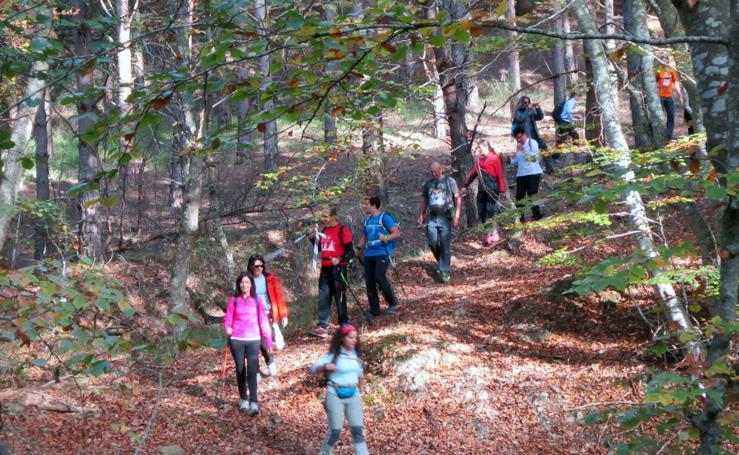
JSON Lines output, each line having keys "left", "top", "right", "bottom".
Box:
{"left": 444, "top": 176, "right": 455, "bottom": 207}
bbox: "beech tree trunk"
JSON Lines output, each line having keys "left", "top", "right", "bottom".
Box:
{"left": 169, "top": 0, "right": 206, "bottom": 341}
{"left": 362, "top": 112, "right": 388, "bottom": 203}
{"left": 584, "top": 57, "right": 603, "bottom": 145}
{"left": 562, "top": 9, "right": 578, "bottom": 87}
{"left": 434, "top": 0, "right": 476, "bottom": 226}
{"left": 552, "top": 5, "right": 567, "bottom": 107}
{"left": 633, "top": 0, "right": 667, "bottom": 146}
{"left": 256, "top": 0, "right": 279, "bottom": 172}
{"left": 117, "top": 0, "right": 135, "bottom": 192}
{"left": 322, "top": 4, "right": 338, "bottom": 144}
{"left": 423, "top": 7, "right": 447, "bottom": 139}
{"left": 33, "top": 96, "right": 51, "bottom": 261}
{"left": 571, "top": 0, "right": 695, "bottom": 334}
{"left": 424, "top": 48, "right": 447, "bottom": 138}
{"left": 506, "top": 0, "right": 521, "bottom": 119}
{"left": 0, "top": 57, "right": 49, "bottom": 254}
{"left": 622, "top": 0, "right": 652, "bottom": 147}
{"left": 604, "top": 0, "right": 616, "bottom": 52}
{"left": 671, "top": 2, "right": 737, "bottom": 452}
{"left": 72, "top": 0, "right": 106, "bottom": 261}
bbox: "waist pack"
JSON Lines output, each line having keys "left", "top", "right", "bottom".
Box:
{"left": 334, "top": 386, "right": 357, "bottom": 399}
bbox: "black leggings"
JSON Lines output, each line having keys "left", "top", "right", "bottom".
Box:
{"left": 229, "top": 338, "right": 261, "bottom": 402}
{"left": 515, "top": 174, "right": 543, "bottom": 221}
{"left": 260, "top": 333, "right": 274, "bottom": 366}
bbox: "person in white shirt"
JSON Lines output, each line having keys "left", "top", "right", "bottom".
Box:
{"left": 511, "top": 126, "right": 544, "bottom": 222}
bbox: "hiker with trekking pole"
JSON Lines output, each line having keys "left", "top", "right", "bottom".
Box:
{"left": 356, "top": 195, "right": 401, "bottom": 317}
{"left": 308, "top": 206, "right": 356, "bottom": 338}
{"left": 223, "top": 272, "right": 273, "bottom": 415}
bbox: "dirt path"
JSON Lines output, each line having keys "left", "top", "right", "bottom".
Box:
{"left": 4, "top": 225, "right": 650, "bottom": 454}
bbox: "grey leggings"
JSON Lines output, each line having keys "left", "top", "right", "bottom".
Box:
{"left": 321, "top": 391, "right": 369, "bottom": 455}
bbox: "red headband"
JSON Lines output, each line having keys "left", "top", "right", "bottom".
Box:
{"left": 340, "top": 324, "right": 357, "bottom": 336}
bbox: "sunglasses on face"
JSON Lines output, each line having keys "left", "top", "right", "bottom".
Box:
{"left": 522, "top": 100, "right": 530, "bottom": 104}
{"left": 253, "top": 264, "right": 264, "bottom": 269}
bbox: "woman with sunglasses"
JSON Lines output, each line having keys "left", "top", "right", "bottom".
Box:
{"left": 511, "top": 96, "right": 549, "bottom": 167}
{"left": 310, "top": 325, "right": 369, "bottom": 455}
{"left": 247, "top": 254, "right": 289, "bottom": 377}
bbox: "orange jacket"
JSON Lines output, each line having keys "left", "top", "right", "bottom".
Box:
{"left": 265, "top": 273, "right": 288, "bottom": 321}
{"left": 655, "top": 68, "right": 679, "bottom": 98}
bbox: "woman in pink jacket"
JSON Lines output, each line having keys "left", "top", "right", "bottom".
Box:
{"left": 224, "top": 271, "right": 273, "bottom": 415}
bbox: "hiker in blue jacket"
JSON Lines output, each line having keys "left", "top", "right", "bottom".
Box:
{"left": 555, "top": 92, "right": 579, "bottom": 146}
{"left": 357, "top": 195, "right": 400, "bottom": 317}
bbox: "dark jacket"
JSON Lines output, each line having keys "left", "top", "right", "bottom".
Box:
{"left": 512, "top": 106, "right": 547, "bottom": 149}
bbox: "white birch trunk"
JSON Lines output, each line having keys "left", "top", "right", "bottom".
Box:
{"left": 0, "top": 57, "right": 49, "bottom": 253}
{"left": 570, "top": 0, "right": 695, "bottom": 334}
{"left": 255, "top": 0, "right": 279, "bottom": 172}
{"left": 633, "top": 0, "right": 667, "bottom": 146}
{"left": 168, "top": 0, "right": 205, "bottom": 340}
{"left": 506, "top": 0, "right": 521, "bottom": 119}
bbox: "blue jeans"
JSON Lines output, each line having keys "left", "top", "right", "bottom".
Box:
{"left": 661, "top": 96, "right": 675, "bottom": 140}
{"left": 426, "top": 215, "right": 452, "bottom": 273}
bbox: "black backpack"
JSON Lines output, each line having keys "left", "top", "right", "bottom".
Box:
{"left": 552, "top": 100, "right": 566, "bottom": 123}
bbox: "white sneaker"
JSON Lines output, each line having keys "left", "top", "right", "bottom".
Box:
{"left": 239, "top": 400, "right": 249, "bottom": 412}
{"left": 268, "top": 363, "right": 277, "bottom": 377}
{"left": 247, "top": 402, "right": 259, "bottom": 416}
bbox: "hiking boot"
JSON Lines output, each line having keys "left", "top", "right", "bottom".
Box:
{"left": 440, "top": 271, "right": 450, "bottom": 283}
{"left": 385, "top": 305, "right": 397, "bottom": 315}
{"left": 267, "top": 362, "right": 277, "bottom": 377}
{"left": 239, "top": 400, "right": 249, "bottom": 412}
{"left": 310, "top": 326, "right": 329, "bottom": 338}
{"left": 247, "top": 402, "right": 259, "bottom": 416}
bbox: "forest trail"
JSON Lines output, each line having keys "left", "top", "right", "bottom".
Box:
{"left": 4, "top": 215, "right": 652, "bottom": 454}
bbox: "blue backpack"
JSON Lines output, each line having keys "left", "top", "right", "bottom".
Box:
{"left": 363, "top": 212, "right": 398, "bottom": 255}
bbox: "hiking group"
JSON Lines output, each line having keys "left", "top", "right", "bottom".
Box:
{"left": 222, "top": 54, "right": 689, "bottom": 450}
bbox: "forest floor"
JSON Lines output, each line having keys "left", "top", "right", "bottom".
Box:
{"left": 0, "top": 112, "right": 717, "bottom": 454}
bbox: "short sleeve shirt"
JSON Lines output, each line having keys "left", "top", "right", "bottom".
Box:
{"left": 422, "top": 176, "right": 459, "bottom": 216}
{"left": 656, "top": 68, "right": 679, "bottom": 98}
{"left": 363, "top": 212, "right": 398, "bottom": 257}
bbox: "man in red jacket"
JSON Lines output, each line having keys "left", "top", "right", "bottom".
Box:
{"left": 308, "top": 207, "right": 355, "bottom": 338}
{"left": 461, "top": 140, "right": 506, "bottom": 246}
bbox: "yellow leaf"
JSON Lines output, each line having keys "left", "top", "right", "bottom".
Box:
{"left": 324, "top": 48, "right": 346, "bottom": 59}
{"left": 609, "top": 47, "right": 626, "bottom": 61}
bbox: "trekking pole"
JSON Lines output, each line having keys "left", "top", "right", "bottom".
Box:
{"left": 337, "top": 267, "right": 372, "bottom": 322}
{"left": 381, "top": 242, "right": 408, "bottom": 298}
{"left": 218, "top": 344, "right": 229, "bottom": 402}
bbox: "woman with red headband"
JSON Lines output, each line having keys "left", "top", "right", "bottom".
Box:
{"left": 310, "top": 325, "right": 369, "bottom": 455}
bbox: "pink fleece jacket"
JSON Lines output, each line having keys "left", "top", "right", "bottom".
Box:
{"left": 223, "top": 295, "right": 273, "bottom": 350}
